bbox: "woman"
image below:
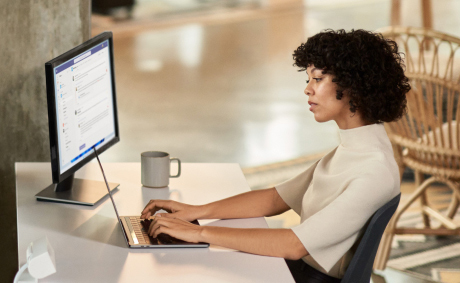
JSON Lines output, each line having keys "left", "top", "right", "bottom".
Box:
{"left": 141, "top": 29, "right": 410, "bottom": 282}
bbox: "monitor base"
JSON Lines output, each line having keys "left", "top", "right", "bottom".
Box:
{"left": 36, "top": 178, "right": 119, "bottom": 206}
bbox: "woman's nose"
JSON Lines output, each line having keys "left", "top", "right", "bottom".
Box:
{"left": 304, "top": 86, "right": 312, "bottom": 96}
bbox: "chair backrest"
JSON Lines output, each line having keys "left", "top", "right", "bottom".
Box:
{"left": 341, "top": 194, "right": 401, "bottom": 283}
{"left": 377, "top": 26, "right": 460, "bottom": 178}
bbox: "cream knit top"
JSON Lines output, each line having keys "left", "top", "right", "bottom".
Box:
{"left": 275, "top": 123, "right": 400, "bottom": 278}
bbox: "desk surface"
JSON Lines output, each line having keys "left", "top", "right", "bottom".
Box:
{"left": 16, "top": 162, "right": 294, "bottom": 283}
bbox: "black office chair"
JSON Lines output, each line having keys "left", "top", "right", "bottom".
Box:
{"left": 340, "top": 194, "right": 401, "bottom": 283}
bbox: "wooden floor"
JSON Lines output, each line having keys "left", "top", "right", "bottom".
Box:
{"left": 91, "top": 1, "right": 460, "bottom": 282}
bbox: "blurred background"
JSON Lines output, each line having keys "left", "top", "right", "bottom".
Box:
{"left": 91, "top": 0, "right": 460, "bottom": 168}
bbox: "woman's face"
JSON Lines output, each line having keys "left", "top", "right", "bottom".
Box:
{"left": 304, "top": 65, "right": 355, "bottom": 128}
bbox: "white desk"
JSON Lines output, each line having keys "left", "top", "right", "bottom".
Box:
{"left": 16, "top": 162, "right": 294, "bottom": 282}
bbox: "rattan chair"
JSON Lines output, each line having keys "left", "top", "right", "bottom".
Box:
{"left": 373, "top": 26, "right": 460, "bottom": 270}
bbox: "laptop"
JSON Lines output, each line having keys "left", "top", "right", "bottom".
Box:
{"left": 93, "top": 147, "right": 209, "bottom": 248}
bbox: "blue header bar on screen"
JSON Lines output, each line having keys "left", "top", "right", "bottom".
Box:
{"left": 55, "top": 40, "right": 108, "bottom": 74}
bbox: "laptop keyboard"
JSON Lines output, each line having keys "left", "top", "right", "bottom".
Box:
{"left": 128, "top": 217, "right": 152, "bottom": 244}
{"left": 128, "top": 217, "right": 180, "bottom": 245}
{"left": 127, "top": 217, "right": 202, "bottom": 246}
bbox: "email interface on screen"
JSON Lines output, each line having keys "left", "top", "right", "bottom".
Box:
{"left": 54, "top": 40, "right": 116, "bottom": 174}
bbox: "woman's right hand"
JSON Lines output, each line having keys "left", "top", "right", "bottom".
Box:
{"left": 140, "top": 199, "right": 204, "bottom": 222}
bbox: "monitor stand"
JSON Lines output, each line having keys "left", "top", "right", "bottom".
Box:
{"left": 36, "top": 174, "right": 119, "bottom": 206}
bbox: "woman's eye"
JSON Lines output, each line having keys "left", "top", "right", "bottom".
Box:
{"left": 306, "top": 78, "right": 321, "bottom": 84}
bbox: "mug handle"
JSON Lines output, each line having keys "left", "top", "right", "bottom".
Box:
{"left": 170, "top": 158, "right": 181, "bottom": 178}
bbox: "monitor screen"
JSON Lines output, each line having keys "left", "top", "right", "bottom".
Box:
{"left": 53, "top": 40, "right": 116, "bottom": 174}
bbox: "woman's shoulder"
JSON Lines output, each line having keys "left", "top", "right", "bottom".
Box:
{"left": 355, "top": 159, "right": 395, "bottom": 178}
{"left": 321, "top": 145, "right": 394, "bottom": 173}
{"left": 351, "top": 160, "right": 400, "bottom": 195}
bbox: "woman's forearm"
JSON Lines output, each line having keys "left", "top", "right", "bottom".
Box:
{"left": 198, "top": 188, "right": 290, "bottom": 220}
{"left": 200, "top": 226, "right": 308, "bottom": 260}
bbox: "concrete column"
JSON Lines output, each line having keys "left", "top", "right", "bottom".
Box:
{"left": 0, "top": 1, "right": 90, "bottom": 280}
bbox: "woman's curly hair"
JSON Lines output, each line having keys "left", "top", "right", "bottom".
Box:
{"left": 293, "top": 29, "right": 410, "bottom": 124}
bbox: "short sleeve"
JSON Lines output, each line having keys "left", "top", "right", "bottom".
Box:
{"left": 275, "top": 160, "right": 320, "bottom": 215}
{"left": 291, "top": 162, "right": 396, "bottom": 272}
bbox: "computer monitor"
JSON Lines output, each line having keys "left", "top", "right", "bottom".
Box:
{"left": 36, "top": 32, "right": 120, "bottom": 206}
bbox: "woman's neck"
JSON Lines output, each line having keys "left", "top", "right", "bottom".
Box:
{"left": 335, "top": 112, "right": 369, "bottom": 130}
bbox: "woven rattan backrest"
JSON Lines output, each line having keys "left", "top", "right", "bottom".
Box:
{"left": 378, "top": 26, "right": 460, "bottom": 172}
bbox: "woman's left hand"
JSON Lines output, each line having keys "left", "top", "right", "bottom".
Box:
{"left": 148, "top": 215, "right": 205, "bottom": 243}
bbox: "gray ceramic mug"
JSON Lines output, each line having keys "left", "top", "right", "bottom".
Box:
{"left": 141, "top": 151, "right": 181, "bottom": 188}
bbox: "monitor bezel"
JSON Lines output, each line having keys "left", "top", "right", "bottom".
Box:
{"left": 45, "top": 31, "right": 120, "bottom": 184}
